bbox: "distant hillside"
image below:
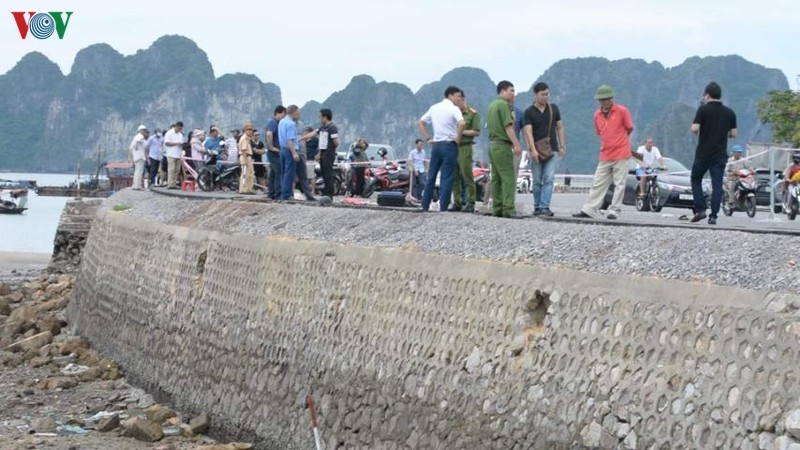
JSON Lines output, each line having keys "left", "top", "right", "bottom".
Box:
{"left": 0, "top": 35, "right": 788, "bottom": 173}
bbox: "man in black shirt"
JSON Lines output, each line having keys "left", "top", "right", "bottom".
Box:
{"left": 265, "top": 105, "right": 287, "bottom": 200}
{"left": 522, "top": 82, "right": 566, "bottom": 217}
{"left": 251, "top": 130, "right": 267, "bottom": 190}
{"left": 690, "top": 81, "right": 738, "bottom": 225}
{"left": 302, "top": 108, "right": 340, "bottom": 200}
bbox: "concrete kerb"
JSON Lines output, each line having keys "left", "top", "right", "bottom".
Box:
{"left": 148, "top": 185, "right": 800, "bottom": 235}
{"left": 539, "top": 214, "right": 800, "bottom": 236}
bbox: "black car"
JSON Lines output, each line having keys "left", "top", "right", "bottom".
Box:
{"left": 753, "top": 168, "right": 783, "bottom": 211}
{"left": 603, "top": 158, "right": 710, "bottom": 212}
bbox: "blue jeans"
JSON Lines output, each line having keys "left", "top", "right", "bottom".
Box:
{"left": 266, "top": 151, "right": 281, "bottom": 199}
{"left": 421, "top": 141, "right": 458, "bottom": 211}
{"left": 532, "top": 156, "right": 557, "bottom": 210}
{"left": 691, "top": 156, "right": 725, "bottom": 217}
{"left": 280, "top": 148, "right": 297, "bottom": 200}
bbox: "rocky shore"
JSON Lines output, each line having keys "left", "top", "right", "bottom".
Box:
{"left": 0, "top": 272, "right": 254, "bottom": 450}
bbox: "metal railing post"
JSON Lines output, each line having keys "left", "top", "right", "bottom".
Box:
{"left": 769, "top": 145, "right": 775, "bottom": 220}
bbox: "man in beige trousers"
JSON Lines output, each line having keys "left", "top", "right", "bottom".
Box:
{"left": 573, "top": 85, "right": 641, "bottom": 220}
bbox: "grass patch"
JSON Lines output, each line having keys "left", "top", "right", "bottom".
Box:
{"left": 112, "top": 204, "right": 131, "bottom": 212}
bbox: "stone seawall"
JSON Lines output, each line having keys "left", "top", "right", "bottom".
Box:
{"left": 68, "top": 207, "right": 800, "bottom": 450}
{"left": 49, "top": 198, "right": 103, "bottom": 274}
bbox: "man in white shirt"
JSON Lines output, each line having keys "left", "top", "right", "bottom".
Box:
{"left": 635, "top": 138, "right": 666, "bottom": 197}
{"left": 407, "top": 139, "right": 428, "bottom": 201}
{"left": 163, "top": 121, "right": 185, "bottom": 189}
{"left": 416, "top": 86, "right": 465, "bottom": 212}
{"left": 226, "top": 129, "right": 241, "bottom": 164}
{"left": 128, "top": 125, "right": 148, "bottom": 190}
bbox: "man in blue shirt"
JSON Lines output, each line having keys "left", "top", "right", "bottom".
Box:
{"left": 278, "top": 105, "right": 302, "bottom": 200}
{"left": 146, "top": 129, "right": 164, "bottom": 188}
{"left": 203, "top": 126, "right": 225, "bottom": 167}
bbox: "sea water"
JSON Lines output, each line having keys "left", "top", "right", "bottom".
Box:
{"left": 0, "top": 173, "right": 80, "bottom": 254}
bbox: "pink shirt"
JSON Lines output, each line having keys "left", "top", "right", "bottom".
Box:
{"left": 594, "top": 104, "right": 634, "bottom": 162}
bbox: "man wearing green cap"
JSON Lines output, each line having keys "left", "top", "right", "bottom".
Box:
{"left": 487, "top": 80, "right": 524, "bottom": 218}
{"left": 573, "top": 85, "right": 639, "bottom": 220}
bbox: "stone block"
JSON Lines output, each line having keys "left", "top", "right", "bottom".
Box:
{"left": 786, "top": 410, "right": 800, "bottom": 440}
{"left": 97, "top": 414, "right": 120, "bottom": 432}
{"left": 123, "top": 417, "right": 164, "bottom": 442}
{"left": 5, "top": 331, "right": 53, "bottom": 353}
{"left": 189, "top": 414, "right": 210, "bottom": 435}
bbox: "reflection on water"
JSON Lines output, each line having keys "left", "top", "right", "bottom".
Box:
{"left": 0, "top": 173, "right": 81, "bottom": 254}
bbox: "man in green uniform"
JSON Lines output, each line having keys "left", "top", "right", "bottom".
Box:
{"left": 487, "top": 80, "right": 524, "bottom": 218}
{"left": 451, "top": 93, "right": 481, "bottom": 212}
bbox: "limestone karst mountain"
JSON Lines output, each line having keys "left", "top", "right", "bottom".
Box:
{"left": 0, "top": 35, "right": 788, "bottom": 173}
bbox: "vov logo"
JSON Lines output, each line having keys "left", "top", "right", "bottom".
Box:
{"left": 11, "top": 12, "right": 73, "bottom": 39}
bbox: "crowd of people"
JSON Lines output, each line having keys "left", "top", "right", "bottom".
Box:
{"left": 126, "top": 80, "right": 776, "bottom": 224}
{"left": 412, "top": 80, "right": 747, "bottom": 224}
{"left": 126, "top": 106, "right": 341, "bottom": 201}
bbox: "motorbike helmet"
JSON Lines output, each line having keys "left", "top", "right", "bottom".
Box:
{"left": 731, "top": 144, "right": 744, "bottom": 154}
{"left": 793, "top": 152, "right": 800, "bottom": 165}
{"left": 377, "top": 147, "right": 388, "bottom": 158}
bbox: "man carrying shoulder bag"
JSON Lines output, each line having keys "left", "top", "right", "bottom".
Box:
{"left": 522, "top": 81, "right": 567, "bottom": 217}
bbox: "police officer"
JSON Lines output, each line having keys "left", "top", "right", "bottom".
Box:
{"left": 451, "top": 93, "right": 480, "bottom": 212}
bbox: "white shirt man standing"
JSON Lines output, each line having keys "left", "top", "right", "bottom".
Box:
{"left": 128, "top": 125, "right": 148, "bottom": 190}
{"left": 416, "top": 85, "right": 465, "bottom": 212}
{"left": 407, "top": 139, "right": 428, "bottom": 201}
{"left": 163, "top": 121, "right": 185, "bottom": 189}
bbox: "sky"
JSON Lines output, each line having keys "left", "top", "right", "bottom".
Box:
{"left": 1, "top": 0, "right": 798, "bottom": 106}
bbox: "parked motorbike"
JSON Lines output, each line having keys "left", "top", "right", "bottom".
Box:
{"left": 197, "top": 150, "right": 241, "bottom": 192}
{"left": 432, "top": 165, "right": 490, "bottom": 202}
{"left": 517, "top": 169, "right": 531, "bottom": 194}
{"left": 722, "top": 168, "right": 758, "bottom": 218}
{"left": 473, "top": 165, "right": 489, "bottom": 202}
{"left": 314, "top": 162, "right": 347, "bottom": 196}
{"left": 363, "top": 158, "right": 410, "bottom": 198}
{"left": 784, "top": 181, "right": 800, "bottom": 220}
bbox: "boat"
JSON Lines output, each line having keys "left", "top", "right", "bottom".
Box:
{"left": 0, "top": 179, "right": 37, "bottom": 190}
{"left": 35, "top": 161, "right": 133, "bottom": 198}
{"left": 0, "top": 189, "right": 28, "bottom": 214}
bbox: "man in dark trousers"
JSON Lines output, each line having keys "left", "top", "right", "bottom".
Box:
{"left": 302, "top": 108, "right": 340, "bottom": 200}
{"left": 690, "top": 81, "right": 738, "bottom": 225}
{"left": 416, "top": 86, "right": 465, "bottom": 212}
{"left": 265, "top": 105, "right": 287, "bottom": 200}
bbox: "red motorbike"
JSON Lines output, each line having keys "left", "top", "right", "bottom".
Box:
{"left": 362, "top": 157, "right": 410, "bottom": 198}
{"left": 473, "top": 165, "right": 489, "bottom": 202}
{"left": 432, "top": 164, "right": 490, "bottom": 202}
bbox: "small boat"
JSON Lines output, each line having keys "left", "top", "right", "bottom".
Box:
{"left": 0, "top": 189, "right": 28, "bottom": 214}
{"left": 0, "top": 179, "right": 37, "bottom": 190}
{"left": 35, "top": 161, "right": 132, "bottom": 198}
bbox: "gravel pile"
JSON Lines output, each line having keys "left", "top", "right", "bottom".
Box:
{"left": 105, "top": 189, "right": 800, "bottom": 293}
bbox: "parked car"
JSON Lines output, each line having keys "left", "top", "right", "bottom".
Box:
{"left": 341, "top": 143, "right": 401, "bottom": 166}
{"left": 603, "top": 157, "right": 710, "bottom": 211}
{"left": 753, "top": 168, "right": 783, "bottom": 211}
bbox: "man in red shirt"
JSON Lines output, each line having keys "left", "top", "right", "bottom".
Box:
{"left": 573, "top": 85, "right": 640, "bottom": 219}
